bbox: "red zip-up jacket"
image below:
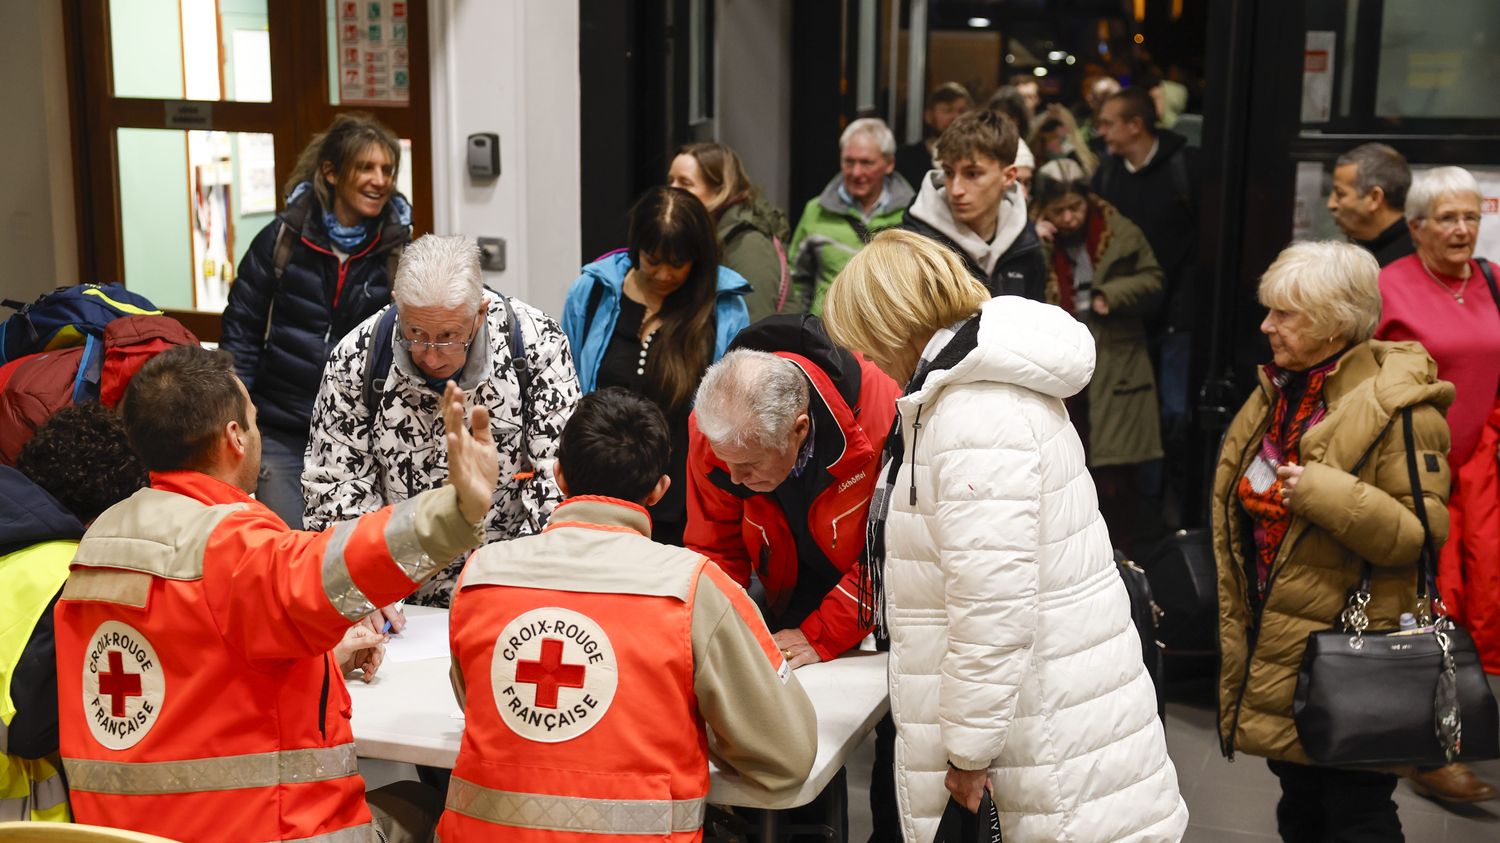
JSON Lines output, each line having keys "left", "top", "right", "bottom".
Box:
{"left": 685, "top": 343, "right": 898, "bottom": 661}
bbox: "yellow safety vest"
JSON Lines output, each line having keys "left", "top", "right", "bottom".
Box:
{"left": 1, "top": 539, "right": 77, "bottom": 822}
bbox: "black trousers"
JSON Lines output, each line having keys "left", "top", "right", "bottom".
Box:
{"left": 1266, "top": 760, "right": 1403, "bottom": 843}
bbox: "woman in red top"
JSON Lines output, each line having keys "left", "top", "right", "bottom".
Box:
{"left": 1375, "top": 166, "right": 1500, "bottom": 804}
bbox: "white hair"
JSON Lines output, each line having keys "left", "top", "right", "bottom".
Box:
{"left": 840, "top": 118, "right": 897, "bottom": 160}
{"left": 693, "top": 349, "right": 810, "bottom": 450}
{"left": 1258, "top": 240, "right": 1382, "bottom": 344}
{"left": 391, "top": 234, "right": 484, "bottom": 311}
{"left": 1405, "top": 166, "right": 1482, "bottom": 224}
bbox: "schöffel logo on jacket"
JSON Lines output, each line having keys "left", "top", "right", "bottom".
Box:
{"left": 837, "top": 470, "right": 868, "bottom": 495}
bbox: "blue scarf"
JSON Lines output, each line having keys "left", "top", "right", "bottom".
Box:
{"left": 285, "top": 182, "right": 412, "bottom": 252}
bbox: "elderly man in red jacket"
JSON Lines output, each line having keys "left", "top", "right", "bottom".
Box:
{"left": 685, "top": 315, "right": 898, "bottom": 667}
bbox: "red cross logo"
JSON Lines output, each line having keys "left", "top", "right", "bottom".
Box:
{"left": 515, "top": 638, "right": 586, "bottom": 709}
{"left": 98, "top": 651, "right": 142, "bottom": 717}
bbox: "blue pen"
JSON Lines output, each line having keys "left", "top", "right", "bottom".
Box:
{"left": 381, "top": 602, "right": 405, "bottom": 635}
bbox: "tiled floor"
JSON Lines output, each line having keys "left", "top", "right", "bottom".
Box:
{"left": 842, "top": 672, "right": 1500, "bottom": 842}
{"left": 365, "top": 672, "right": 1500, "bottom": 842}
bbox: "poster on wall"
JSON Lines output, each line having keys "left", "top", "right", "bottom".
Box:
{"left": 1301, "top": 31, "right": 1335, "bottom": 123}
{"left": 238, "top": 134, "right": 277, "bottom": 215}
{"left": 338, "top": 1, "right": 410, "bottom": 106}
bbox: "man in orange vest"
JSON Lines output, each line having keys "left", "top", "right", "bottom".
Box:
{"left": 53, "top": 345, "right": 499, "bottom": 842}
{"left": 439, "top": 387, "right": 817, "bottom": 841}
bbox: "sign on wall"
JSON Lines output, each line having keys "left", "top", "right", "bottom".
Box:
{"left": 337, "top": 1, "right": 411, "bottom": 106}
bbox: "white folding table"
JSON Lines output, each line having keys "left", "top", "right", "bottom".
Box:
{"left": 347, "top": 607, "right": 889, "bottom": 840}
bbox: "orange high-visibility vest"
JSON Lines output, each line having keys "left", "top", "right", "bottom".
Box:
{"left": 56, "top": 471, "right": 467, "bottom": 843}
{"left": 439, "top": 506, "right": 727, "bottom": 842}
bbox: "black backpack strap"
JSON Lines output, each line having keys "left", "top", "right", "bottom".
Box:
{"left": 1400, "top": 406, "right": 1436, "bottom": 604}
{"left": 362, "top": 307, "right": 400, "bottom": 447}
{"left": 499, "top": 295, "right": 535, "bottom": 478}
{"left": 1167, "top": 147, "right": 1195, "bottom": 213}
{"left": 1477, "top": 258, "right": 1500, "bottom": 322}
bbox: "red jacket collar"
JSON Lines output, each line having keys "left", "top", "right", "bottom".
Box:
{"left": 149, "top": 470, "right": 258, "bottom": 508}
{"left": 777, "top": 352, "right": 874, "bottom": 480}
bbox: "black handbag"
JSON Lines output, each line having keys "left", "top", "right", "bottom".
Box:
{"left": 932, "top": 790, "right": 1002, "bottom": 843}
{"left": 1292, "top": 407, "right": 1500, "bottom": 767}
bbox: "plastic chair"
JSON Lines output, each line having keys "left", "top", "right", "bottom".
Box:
{"left": 0, "top": 822, "right": 181, "bottom": 843}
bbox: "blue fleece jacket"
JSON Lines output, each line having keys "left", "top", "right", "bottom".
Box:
{"left": 561, "top": 251, "right": 751, "bottom": 393}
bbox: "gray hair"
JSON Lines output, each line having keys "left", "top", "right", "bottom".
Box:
{"left": 840, "top": 118, "right": 897, "bottom": 160}
{"left": 391, "top": 234, "right": 484, "bottom": 311}
{"left": 693, "top": 349, "right": 810, "bottom": 450}
{"left": 1406, "top": 166, "right": 1483, "bottom": 224}
{"left": 1258, "top": 240, "right": 1382, "bottom": 344}
{"left": 1335, "top": 143, "right": 1411, "bottom": 211}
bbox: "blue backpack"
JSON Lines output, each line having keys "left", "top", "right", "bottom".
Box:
{"left": 0, "top": 284, "right": 163, "bottom": 366}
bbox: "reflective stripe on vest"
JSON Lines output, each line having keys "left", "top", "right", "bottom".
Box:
{"left": 322, "top": 497, "right": 439, "bottom": 621}
{"left": 280, "top": 822, "right": 376, "bottom": 843}
{"left": 444, "top": 775, "right": 706, "bottom": 835}
{"left": 1, "top": 753, "right": 71, "bottom": 822}
{"left": 63, "top": 743, "right": 358, "bottom": 795}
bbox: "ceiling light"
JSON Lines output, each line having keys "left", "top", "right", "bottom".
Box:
{"left": 1065, "top": 55, "right": 1077, "bottom": 65}
{"left": 1047, "top": 51, "right": 1066, "bottom": 61}
{"left": 968, "top": 17, "right": 992, "bottom": 28}
{"left": 1033, "top": 67, "right": 1048, "bottom": 77}
{"left": 1134, "top": 33, "right": 1145, "bottom": 44}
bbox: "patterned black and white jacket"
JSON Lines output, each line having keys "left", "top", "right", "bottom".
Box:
{"left": 302, "top": 291, "right": 580, "bottom": 606}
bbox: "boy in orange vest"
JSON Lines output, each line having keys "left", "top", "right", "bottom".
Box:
{"left": 441, "top": 387, "right": 817, "bottom": 841}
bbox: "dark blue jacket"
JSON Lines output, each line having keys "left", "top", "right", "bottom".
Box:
{"left": 220, "top": 188, "right": 411, "bottom": 435}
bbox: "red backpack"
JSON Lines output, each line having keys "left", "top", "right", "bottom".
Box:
{"left": 0, "top": 315, "right": 197, "bottom": 465}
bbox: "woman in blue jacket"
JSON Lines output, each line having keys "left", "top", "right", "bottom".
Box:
{"left": 562, "top": 186, "right": 750, "bottom": 545}
{"left": 220, "top": 113, "right": 411, "bottom": 529}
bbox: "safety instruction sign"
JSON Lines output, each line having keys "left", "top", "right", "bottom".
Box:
{"left": 338, "top": 1, "right": 411, "bottom": 106}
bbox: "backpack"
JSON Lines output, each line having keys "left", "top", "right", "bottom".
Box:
{"left": 361, "top": 296, "right": 535, "bottom": 479}
{"left": 0, "top": 284, "right": 163, "bottom": 366}
{"left": 0, "top": 315, "right": 198, "bottom": 465}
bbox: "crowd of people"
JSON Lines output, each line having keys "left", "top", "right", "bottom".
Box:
{"left": 2, "top": 68, "right": 1497, "bottom": 843}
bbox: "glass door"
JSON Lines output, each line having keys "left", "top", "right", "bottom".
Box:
{"left": 66, "top": 0, "right": 431, "bottom": 339}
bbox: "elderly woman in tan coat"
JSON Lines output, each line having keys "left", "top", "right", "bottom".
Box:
{"left": 1213, "top": 240, "right": 1453, "bottom": 841}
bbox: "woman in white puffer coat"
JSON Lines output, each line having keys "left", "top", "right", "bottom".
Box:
{"left": 824, "top": 229, "right": 1187, "bottom": 842}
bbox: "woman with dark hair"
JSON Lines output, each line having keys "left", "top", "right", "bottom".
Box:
{"left": 220, "top": 112, "right": 411, "bottom": 529}
{"left": 1031, "top": 159, "right": 1164, "bottom": 552}
{"left": 562, "top": 186, "right": 751, "bottom": 544}
{"left": 668, "top": 142, "right": 792, "bottom": 321}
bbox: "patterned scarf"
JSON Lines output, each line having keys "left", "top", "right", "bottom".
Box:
{"left": 1050, "top": 208, "right": 1106, "bottom": 316}
{"left": 1236, "top": 355, "right": 1341, "bottom": 592}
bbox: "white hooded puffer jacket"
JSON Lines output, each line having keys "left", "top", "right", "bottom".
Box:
{"left": 886, "top": 296, "right": 1187, "bottom": 842}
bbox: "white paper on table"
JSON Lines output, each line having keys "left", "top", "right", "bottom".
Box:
{"left": 382, "top": 612, "right": 451, "bottom": 664}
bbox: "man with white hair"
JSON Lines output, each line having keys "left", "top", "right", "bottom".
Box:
{"left": 787, "top": 117, "right": 915, "bottom": 314}
{"left": 685, "top": 315, "right": 897, "bottom": 668}
{"left": 303, "top": 234, "right": 581, "bottom": 608}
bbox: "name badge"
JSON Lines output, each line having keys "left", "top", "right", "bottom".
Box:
{"left": 1246, "top": 453, "right": 1280, "bottom": 495}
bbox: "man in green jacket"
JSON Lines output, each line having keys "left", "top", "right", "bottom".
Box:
{"left": 787, "top": 118, "right": 915, "bottom": 315}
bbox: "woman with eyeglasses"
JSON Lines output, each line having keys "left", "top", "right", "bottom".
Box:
{"left": 562, "top": 186, "right": 751, "bottom": 546}
{"left": 1375, "top": 166, "right": 1500, "bottom": 803}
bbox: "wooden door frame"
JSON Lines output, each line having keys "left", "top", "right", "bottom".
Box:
{"left": 61, "top": 0, "right": 432, "bottom": 341}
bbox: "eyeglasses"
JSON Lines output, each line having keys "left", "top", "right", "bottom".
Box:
{"left": 395, "top": 327, "right": 476, "bottom": 354}
{"left": 1423, "top": 212, "right": 1482, "bottom": 232}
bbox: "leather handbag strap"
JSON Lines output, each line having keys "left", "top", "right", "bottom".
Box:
{"left": 1350, "top": 407, "right": 1431, "bottom": 606}
{"left": 1399, "top": 406, "right": 1435, "bottom": 604}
